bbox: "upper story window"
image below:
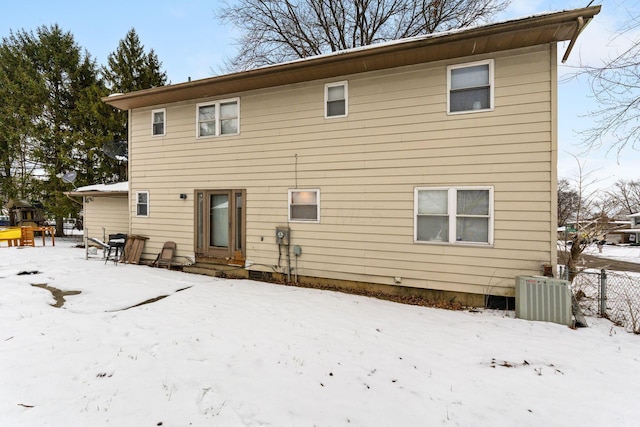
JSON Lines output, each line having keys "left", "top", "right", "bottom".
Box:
{"left": 325, "top": 81, "right": 348, "bottom": 118}
{"left": 414, "top": 186, "right": 493, "bottom": 245}
{"left": 289, "top": 189, "right": 320, "bottom": 223}
{"left": 197, "top": 98, "right": 239, "bottom": 137}
{"left": 447, "top": 60, "right": 493, "bottom": 114}
{"left": 152, "top": 109, "right": 165, "bottom": 136}
{"left": 136, "top": 191, "right": 149, "bottom": 217}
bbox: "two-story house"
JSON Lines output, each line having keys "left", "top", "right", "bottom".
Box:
{"left": 102, "top": 6, "right": 600, "bottom": 306}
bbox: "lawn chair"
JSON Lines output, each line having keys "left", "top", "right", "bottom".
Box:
{"left": 154, "top": 241, "right": 176, "bottom": 269}
{"left": 105, "top": 233, "right": 127, "bottom": 265}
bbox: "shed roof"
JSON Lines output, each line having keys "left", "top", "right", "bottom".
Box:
{"left": 65, "top": 182, "right": 128, "bottom": 197}
{"left": 5, "top": 199, "right": 33, "bottom": 209}
{"left": 104, "top": 6, "right": 600, "bottom": 111}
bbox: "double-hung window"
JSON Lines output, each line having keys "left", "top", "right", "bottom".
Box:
{"left": 415, "top": 187, "right": 493, "bottom": 245}
{"left": 197, "top": 98, "right": 239, "bottom": 137}
{"left": 136, "top": 191, "right": 149, "bottom": 217}
{"left": 289, "top": 189, "right": 320, "bottom": 222}
{"left": 447, "top": 60, "right": 493, "bottom": 113}
{"left": 152, "top": 109, "right": 165, "bottom": 136}
{"left": 325, "top": 81, "right": 348, "bottom": 118}
{"left": 219, "top": 101, "right": 239, "bottom": 134}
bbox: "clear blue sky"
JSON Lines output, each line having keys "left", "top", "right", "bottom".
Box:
{"left": 0, "top": 0, "right": 636, "bottom": 191}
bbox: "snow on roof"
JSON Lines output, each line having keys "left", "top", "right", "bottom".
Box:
{"left": 74, "top": 182, "right": 128, "bottom": 193}
{"left": 248, "top": 9, "right": 575, "bottom": 73}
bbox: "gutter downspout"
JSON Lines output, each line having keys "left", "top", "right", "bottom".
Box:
{"left": 562, "top": 16, "right": 587, "bottom": 63}
{"left": 64, "top": 192, "right": 83, "bottom": 206}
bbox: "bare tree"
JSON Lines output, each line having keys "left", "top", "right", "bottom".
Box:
{"left": 217, "top": 0, "right": 510, "bottom": 71}
{"left": 604, "top": 179, "right": 640, "bottom": 216}
{"left": 577, "top": 5, "right": 640, "bottom": 156}
{"left": 559, "top": 158, "right": 612, "bottom": 281}
{"left": 557, "top": 178, "right": 580, "bottom": 226}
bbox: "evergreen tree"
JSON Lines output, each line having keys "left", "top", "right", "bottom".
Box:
{"left": 0, "top": 33, "right": 45, "bottom": 205}
{"left": 2, "top": 25, "right": 106, "bottom": 235}
{"left": 101, "top": 28, "right": 167, "bottom": 171}
{"left": 0, "top": 26, "right": 166, "bottom": 231}
{"left": 103, "top": 28, "right": 167, "bottom": 93}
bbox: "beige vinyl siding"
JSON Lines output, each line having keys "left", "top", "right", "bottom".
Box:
{"left": 83, "top": 196, "right": 128, "bottom": 241}
{"left": 128, "top": 44, "right": 555, "bottom": 296}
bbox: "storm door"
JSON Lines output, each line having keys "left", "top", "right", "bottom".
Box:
{"left": 195, "top": 189, "right": 245, "bottom": 262}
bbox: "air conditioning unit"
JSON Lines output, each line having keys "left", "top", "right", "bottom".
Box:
{"left": 515, "top": 276, "right": 572, "bottom": 326}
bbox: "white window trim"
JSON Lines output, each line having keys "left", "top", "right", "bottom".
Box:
{"left": 151, "top": 108, "right": 166, "bottom": 136}
{"left": 324, "top": 81, "right": 348, "bottom": 119}
{"left": 446, "top": 59, "right": 494, "bottom": 115}
{"left": 288, "top": 189, "right": 320, "bottom": 223}
{"left": 196, "top": 97, "right": 240, "bottom": 138}
{"left": 414, "top": 186, "right": 494, "bottom": 246}
{"left": 135, "top": 190, "right": 150, "bottom": 218}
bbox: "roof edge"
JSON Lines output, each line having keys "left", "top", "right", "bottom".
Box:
{"left": 64, "top": 191, "right": 128, "bottom": 197}
{"left": 104, "top": 5, "right": 601, "bottom": 110}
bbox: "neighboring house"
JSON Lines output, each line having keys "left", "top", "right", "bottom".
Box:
{"left": 621, "top": 213, "right": 640, "bottom": 244}
{"left": 559, "top": 216, "right": 632, "bottom": 244}
{"left": 603, "top": 219, "right": 632, "bottom": 244}
{"left": 102, "top": 7, "right": 600, "bottom": 306}
{"left": 66, "top": 182, "right": 129, "bottom": 243}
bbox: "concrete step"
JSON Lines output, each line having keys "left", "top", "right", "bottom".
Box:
{"left": 182, "top": 266, "right": 223, "bottom": 277}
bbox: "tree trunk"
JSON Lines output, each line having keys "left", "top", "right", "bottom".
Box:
{"left": 567, "top": 237, "right": 583, "bottom": 282}
{"left": 55, "top": 217, "right": 65, "bottom": 238}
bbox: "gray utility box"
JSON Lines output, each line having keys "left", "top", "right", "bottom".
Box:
{"left": 515, "top": 276, "right": 572, "bottom": 326}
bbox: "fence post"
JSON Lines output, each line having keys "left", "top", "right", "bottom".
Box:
{"left": 600, "top": 269, "right": 607, "bottom": 316}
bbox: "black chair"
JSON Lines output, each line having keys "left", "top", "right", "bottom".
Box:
{"left": 105, "top": 233, "right": 127, "bottom": 265}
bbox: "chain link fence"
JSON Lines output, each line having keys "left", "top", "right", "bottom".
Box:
{"left": 567, "top": 268, "right": 640, "bottom": 333}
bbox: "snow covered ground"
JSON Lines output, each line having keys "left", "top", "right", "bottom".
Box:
{"left": 1, "top": 239, "right": 639, "bottom": 426}
{"left": 568, "top": 243, "right": 640, "bottom": 332}
{"left": 583, "top": 242, "right": 640, "bottom": 263}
